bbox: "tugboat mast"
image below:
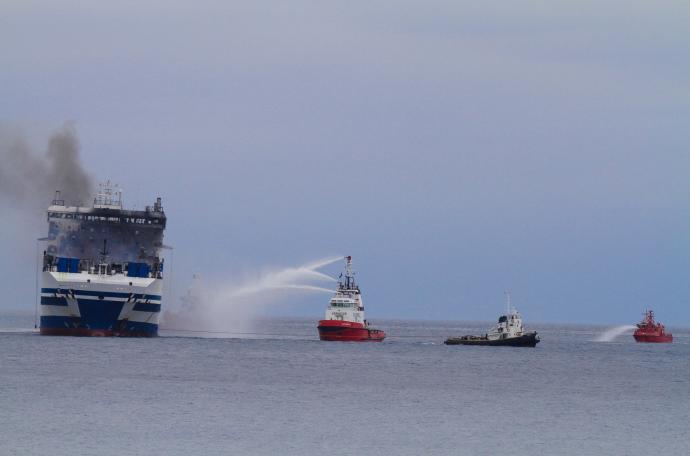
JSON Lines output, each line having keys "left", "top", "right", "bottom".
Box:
{"left": 342, "top": 255, "right": 356, "bottom": 290}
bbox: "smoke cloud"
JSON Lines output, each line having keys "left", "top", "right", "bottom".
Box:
{"left": 0, "top": 124, "right": 95, "bottom": 311}
{"left": 0, "top": 124, "right": 94, "bottom": 208}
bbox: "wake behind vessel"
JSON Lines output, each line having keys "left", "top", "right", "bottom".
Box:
{"left": 317, "top": 256, "right": 385, "bottom": 342}
{"left": 40, "top": 182, "right": 166, "bottom": 337}
{"left": 445, "top": 293, "right": 539, "bottom": 347}
{"left": 633, "top": 310, "right": 672, "bottom": 343}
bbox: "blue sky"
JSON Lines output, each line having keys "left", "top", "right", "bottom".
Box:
{"left": 1, "top": 1, "right": 689, "bottom": 324}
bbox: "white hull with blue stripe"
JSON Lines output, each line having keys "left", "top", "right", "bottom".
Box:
{"left": 40, "top": 270, "right": 163, "bottom": 337}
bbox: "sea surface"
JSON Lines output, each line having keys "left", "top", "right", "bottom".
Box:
{"left": 1, "top": 314, "right": 688, "bottom": 456}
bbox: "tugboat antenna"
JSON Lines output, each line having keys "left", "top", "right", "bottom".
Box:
{"left": 344, "top": 255, "right": 354, "bottom": 289}
{"left": 505, "top": 290, "right": 512, "bottom": 315}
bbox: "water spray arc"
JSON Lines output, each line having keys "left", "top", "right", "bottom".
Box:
{"left": 226, "top": 256, "right": 340, "bottom": 298}
{"left": 161, "top": 256, "right": 342, "bottom": 335}
{"left": 595, "top": 325, "right": 637, "bottom": 342}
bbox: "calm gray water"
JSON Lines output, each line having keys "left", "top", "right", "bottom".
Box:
{"left": 1, "top": 315, "right": 688, "bottom": 455}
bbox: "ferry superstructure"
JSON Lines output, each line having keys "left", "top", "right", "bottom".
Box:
{"left": 39, "top": 183, "right": 166, "bottom": 337}
{"left": 317, "top": 256, "right": 385, "bottom": 341}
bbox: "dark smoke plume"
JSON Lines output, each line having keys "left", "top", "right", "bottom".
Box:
{"left": 0, "top": 124, "right": 94, "bottom": 208}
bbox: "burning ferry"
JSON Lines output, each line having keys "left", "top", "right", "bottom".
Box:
{"left": 317, "top": 256, "right": 385, "bottom": 342}
{"left": 40, "top": 182, "right": 166, "bottom": 337}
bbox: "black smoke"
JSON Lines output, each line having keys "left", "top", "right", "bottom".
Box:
{"left": 0, "top": 124, "right": 93, "bottom": 208}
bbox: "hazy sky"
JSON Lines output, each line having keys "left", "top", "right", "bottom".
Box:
{"left": 1, "top": 0, "right": 689, "bottom": 325}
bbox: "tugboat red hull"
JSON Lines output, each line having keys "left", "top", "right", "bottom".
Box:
{"left": 633, "top": 332, "right": 673, "bottom": 343}
{"left": 317, "top": 320, "right": 385, "bottom": 342}
{"left": 633, "top": 310, "right": 672, "bottom": 343}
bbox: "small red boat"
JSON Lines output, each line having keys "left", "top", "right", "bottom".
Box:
{"left": 633, "top": 310, "right": 672, "bottom": 343}
{"left": 317, "top": 256, "right": 385, "bottom": 342}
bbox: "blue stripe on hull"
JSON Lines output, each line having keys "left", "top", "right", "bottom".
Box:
{"left": 41, "top": 288, "right": 162, "bottom": 301}
{"left": 40, "top": 296, "right": 68, "bottom": 306}
{"left": 132, "top": 303, "right": 161, "bottom": 312}
{"left": 40, "top": 298, "right": 160, "bottom": 337}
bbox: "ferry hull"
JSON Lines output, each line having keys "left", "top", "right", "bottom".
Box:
{"left": 40, "top": 272, "right": 162, "bottom": 338}
{"left": 40, "top": 317, "right": 157, "bottom": 337}
{"left": 445, "top": 332, "right": 540, "bottom": 347}
{"left": 633, "top": 333, "right": 673, "bottom": 343}
{"left": 318, "top": 320, "right": 385, "bottom": 342}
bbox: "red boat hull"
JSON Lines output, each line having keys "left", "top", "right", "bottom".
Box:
{"left": 633, "top": 332, "right": 673, "bottom": 343}
{"left": 317, "top": 320, "right": 385, "bottom": 342}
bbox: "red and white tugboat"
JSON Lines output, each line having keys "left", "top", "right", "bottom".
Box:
{"left": 633, "top": 310, "right": 673, "bottom": 343}
{"left": 317, "top": 256, "right": 385, "bottom": 342}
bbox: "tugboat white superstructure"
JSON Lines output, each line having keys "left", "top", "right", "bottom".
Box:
{"left": 317, "top": 256, "right": 385, "bottom": 342}
{"left": 445, "top": 292, "right": 539, "bottom": 347}
{"left": 40, "top": 182, "right": 166, "bottom": 337}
